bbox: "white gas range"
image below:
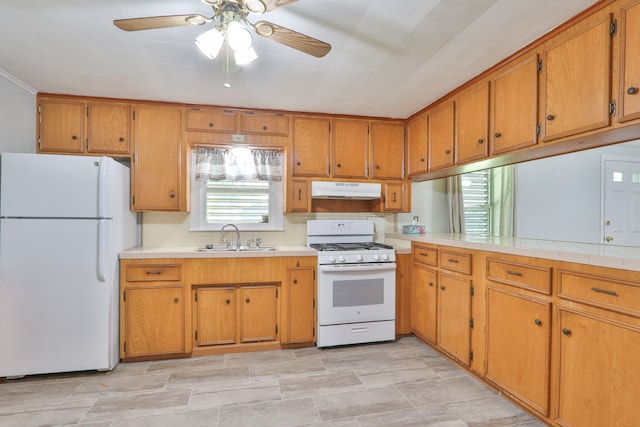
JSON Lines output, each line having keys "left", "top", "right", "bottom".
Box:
{"left": 307, "top": 219, "right": 396, "bottom": 348}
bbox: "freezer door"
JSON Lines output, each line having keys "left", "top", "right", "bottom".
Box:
{"left": 0, "top": 153, "right": 120, "bottom": 219}
{"left": 0, "top": 218, "right": 119, "bottom": 377}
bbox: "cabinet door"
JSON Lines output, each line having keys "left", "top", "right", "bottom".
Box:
{"left": 456, "top": 82, "right": 489, "bottom": 164}
{"left": 37, "top": 98, "right": 85, "bottom": 153}
{"left": 371, "top": 121, "right": 404, "bottom": 179}
{"left": 123, "top": 286, "right": 185, "bottom": 357}
{"left": 132, "top": 105, "right": 182, "bottom": 211}
{"left": 241, "top": 111, "right": 289, "bottom": 136}
{"left": 406, "top": 114, "right": 428, "bottom": 176}
{"left": 287, "top": 268, "right": 316, "bottom": 344}
{"left": 411, "top": 265, "right": 437, "bottom": 343}
{"left": 292, "top": 116, "right": 330, "bottom": 177}
{"left": 428, "top": 101, "right": 455, "bottom": 171}
{"left": 194, "top": 287, "right": 236, "bottom": 346}
{"left": 437, "top": 272, "right": 471, "bottom": 365}
{"left": 287, "top": 179, "right": 309, "bottom": 212}
{"left": 619, "top": 0, "right": 640, "bottom": 122}
{"left": 383, "top": 183, "right": 404, "bottom": 212}
{"left": 542, "top": 12, "right": 612, "bottom": 141}
{"left": 492, "top": 55, "right": 539, "bottom": 155}
{"left": 185, "top": 108, "right": 237, "bottom": 133}
{"left": 395, "top": 253, "right": 412, "bottom": 335}
{"left": 332, "top": 119, "right": 369, "bottom": 178}
{"left": 557, "top": 309, "right": 640, "bottom": 427}
{"left": 240, "top": 285, "right": 278, "bottom": 343}
{"left": 486, "top": 288, "right": 551, "bottom": 416}
{"left": 87, "top": 102, "right": 132, "bottom": 155}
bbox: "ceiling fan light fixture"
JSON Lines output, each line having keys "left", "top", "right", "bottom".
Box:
{"left": 254, "top": 21, "right": 274, "bottom": 37}
{"left": 195, "top": 28, "right": 224, "bottom": 59}
{"left": 234, "top": 46, "right": 258, "bottom": 65}
{"left": 227, "top": 21, "right": 253, "bottom": 52}
{"left": 186, "top": 15, "right": 207, "bottom": 25}
{"left": 244, "top": 0, "right": 267, "bottom": 14}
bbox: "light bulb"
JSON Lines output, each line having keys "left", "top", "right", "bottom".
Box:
{"left": 195, "top": 28, "right": 224, "bottom": 59}
{"left": 227, "top": 21, "right": 253, "bottom": 52}
{"left": 234, "top": 47, "right": 258, "bottom": 65}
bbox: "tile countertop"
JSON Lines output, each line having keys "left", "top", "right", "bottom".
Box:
{"left": 385, "top": 232, "right": 640, "bottom": 272}
{"left": 119, "top": 246, "right": 317, "bottom": 259}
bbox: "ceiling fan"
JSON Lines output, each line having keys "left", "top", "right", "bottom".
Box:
{"left": 113, "top": 0, "right": 332, "bottom": 60}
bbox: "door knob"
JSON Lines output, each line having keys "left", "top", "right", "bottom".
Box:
{"left": 628, "top": 87, "right": 638, "bottom": 95}
{"left": 605, "top": 236, "right": 614, "bottom": 242}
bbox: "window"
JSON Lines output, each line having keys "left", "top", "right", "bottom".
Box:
{"left": 461, "top": 169, "right": 491, "bottom": 234}
{"left": 190, "top": 148, "right": 284, "bottom": 231}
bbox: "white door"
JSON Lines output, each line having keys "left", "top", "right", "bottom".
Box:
{"left": 603, "top": 159, "right": 640, "bottom": 246}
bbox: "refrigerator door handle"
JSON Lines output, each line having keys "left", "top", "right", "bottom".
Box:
{"left": 97, "top": 156, "right": 108, "bottom": 219}
{"left": 97, "top": 219, "right": 107, "bottom": 282}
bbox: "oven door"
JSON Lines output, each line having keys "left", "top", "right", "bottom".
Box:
{"left": 317, "top": 262, "right": 396, "bottom": 325}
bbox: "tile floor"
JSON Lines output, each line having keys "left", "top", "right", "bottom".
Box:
{"left": 0, "top": 337, "right": 546, "bottom": 427}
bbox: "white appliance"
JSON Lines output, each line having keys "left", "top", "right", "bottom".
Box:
{"left": 0, "top": 153, "right": 138, "bottom": 378}
{"left": 307, "top": 219, "right": 396, "bottom": 348}
{"left": 311, "top": 181, "right": 381, "bottom": 200}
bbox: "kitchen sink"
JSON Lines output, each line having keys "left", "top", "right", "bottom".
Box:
{"left": 196, "top": 246, "right": 277, "bottom": 252}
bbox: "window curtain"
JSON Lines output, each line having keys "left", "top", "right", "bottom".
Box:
{"left": 446, "top": 175, "right": 466, "bottom": 234}
{"left": 490, "top": 165, "right": 516, "bottom": 237}
{"left": 194, "top": 147, "right": 283, "bottom": 182}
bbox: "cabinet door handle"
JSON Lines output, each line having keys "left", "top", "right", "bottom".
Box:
{"left": 445, "top": 149, "right": 451, "bottom": 155}
{"left": 208, "top": 122, "right": 214, "bottom": 128}
{"left": 420, "top": 157, "right": 425, "bottom": 163}
{"left": 534, "top": 319, "right": 542, "bottom": 326}
{"left": 591, "top": 287, "right": 617, "bottom": 296}
{"left": 119, "top": 137, "right": 125, "bottom": 142}
{"left": 546, "top": 114, "right": 555, "bottom": 121}
{"left": 392, "top": 192, "right": 397, "bottom": 203}
{"left": 173, "top": 297, "right": 179, "bottom": 303}
{"left": 245, "top": 298, "right": 250, "bottom": 303}
{"left": 293, "top": 279, "right": 298, "bottom": 284}
{"left": 169, "top": 191, "right": 176, "bottom": 199}
{"left": 226, "top": 299, "right": 231, "bottom": 305}
{"left": 296, "top": 161, "right": 301, "bottom": 166}
{"left": 440, "top": 286, "right": 445, "bottom": 290}
{"left": 428, "top": 282, "right": 434, "bottom": 287}
{"left": 562, "top": 328, "right": 571, "bottom": 336}
{"left": 297, "top": 189, "right": 302, "bottom": 201}
{"left": 506, "top": 270, "right": 522, "bottom": 277}
{"left": 477, "top": 138, "right": 484, "bottom": 144}
{"left": 336, "top": 163, "right": 342, "bottom": 168}
{"left": 262, "top": 125, "right": 268, "bottom": 131}
{"left": 71, "top": 135, "right": 78, "bottom": 140}
{"left": 376, "top": 165, "right": 380, "bottom": 169}
{"left": 494, "top": 132, "right": 501, "bottom": 138}
{"left": 627, "top": 87, "right": 638, "bottom": 95}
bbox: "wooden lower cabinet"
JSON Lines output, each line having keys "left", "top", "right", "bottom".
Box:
{"left": 286, "top": 267, "right": 316, "bottom": 344}
{"left": 556, "top": 309, "right": 640, "bottom": 427}
{"left": 437, "top": 272, "right": 471, "bottom": 365}
{"left": 486, "top": 287, "right": 551, "bottom": 416}
{"left": 395, "top": 252, "right": 412, "bottom": 335}
{"left": 411, "top": 264, "right": 437, "bottom": 343}
{"left": 193, "top": 287, "right": 236, "bottom": 346}
{"left": 240, "top": 285, "right": 278, "bottom": 343}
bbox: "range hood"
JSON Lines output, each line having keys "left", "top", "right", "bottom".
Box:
{"left": 311, "top": 181, "right": 381, "bottom": 200}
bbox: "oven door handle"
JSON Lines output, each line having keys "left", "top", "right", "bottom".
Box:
{"left": 318, "top": 263, "right": 397, "bottom": 273}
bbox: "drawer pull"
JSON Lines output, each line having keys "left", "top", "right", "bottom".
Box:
{"left": 440, "top": 286, "right": 446, "bottom": 290}
{"left": 534, "top": 319, "right": 542, "bottom": 326}
{"left": 506, "top": 270, "right": 522, "bottom": 277}
{"left": 562, "top": 328, "right": 571, "bottom": 336}
{"left": 447, "top": 258, "right": 459, "bottom": 263}
{"left": 419, "top": 252, "right": 430, "bottom": 257}
{"left": 428, "top": 282, "right": 434, "bottom": 287}
{"left": 146, "top": 270, "right": 162, "bottom": 275}
{"left": 591, "top": 287, "right": 617, "bottom": 296}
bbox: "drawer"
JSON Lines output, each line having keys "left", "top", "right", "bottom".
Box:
{"left": 487, "top": 259, "right": 552, "bottom": 295}
{"left": 413, "top": 245, "right": 437, "bottom": 266}
{"left": 439, "top": 250, "right": 471, "bottom": 275}
{"left": 126, "top": 264, "right": 182, "bottom": 282}
{"left": 185, "top": 108, "right": 237, "bottom": 133}
{"left": 558, "top": 270, "right": 640, "bottom": 316}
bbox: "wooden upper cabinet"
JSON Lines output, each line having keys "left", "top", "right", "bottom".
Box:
{"left": 87, "top": 102, "right": 131, "bottom": 155}
{"left": 491, "top": 55, "right": 539, "bottom": 155}
{"left": 428, "top": 101, "right": 455, "bottom": 171}
{"left": 406, "top": 113, "right": 428, "bottom": 176}
{"left": 185, "top": 108, "right": 238, "bottom": 133}
{"left": 371, "top": 121, "right": 405, "bottom": 179}
{"left": 37, "top": 98, "right": 85, "bottom": 153}
{"left": 132, "top": 105, "right": 182, "bottom": 211}
{"left": 541, "top": 11, "right": 613, "bottom": 142}
{"left": 332, "top": 118, "right": 369, "bottom": 178}
{"left": 456, "top": 81, "right": 489, "bottom": 165}
{"left": 619, "top": 0, "right": 640, "bottom": 122}
{"left": 240, "top": 111, "right": 290, "bottom": 136}
{"left": 292, "top": 116, "right": 330, "bottom": 177}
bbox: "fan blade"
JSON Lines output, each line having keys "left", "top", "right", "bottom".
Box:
{"left": 113, "top": 14, "right": 207, "bottom": 31}
{"left": 263, "top": 0, "right": 299, "bottom": 12}
{"left": 254, "top": 21, "right": 330, "bottom": 58}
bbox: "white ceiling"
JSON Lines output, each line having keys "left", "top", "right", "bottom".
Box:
{"left": 0, "top": 0, "right": 599, "bottom": 119}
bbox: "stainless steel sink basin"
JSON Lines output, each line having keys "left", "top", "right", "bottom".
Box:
{"left": 196, "top": 246, "right": 276, "bottom": 253}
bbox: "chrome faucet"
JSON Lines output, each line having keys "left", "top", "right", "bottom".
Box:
{"left": 220, "top": 224, "right": 241, "bottom": 250}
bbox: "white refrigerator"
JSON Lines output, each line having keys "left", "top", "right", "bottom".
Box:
{"left": 0, "top": 153, "right": 138, "bottom": 378}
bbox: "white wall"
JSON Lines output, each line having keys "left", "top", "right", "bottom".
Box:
{"left": 397, "top": 179, "right": 449, "bottom": 233}
{"left": 0, "top": 70, "right": 36, "bottom": 153}
{"left": 515, "top": 141, "right": 640, "bottom": 243}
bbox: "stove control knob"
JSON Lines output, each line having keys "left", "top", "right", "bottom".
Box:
{"left": 381, "top": 254, "right": 389, "bottom": 261}
{"left": 356, "top": 254, "right": 363, "bottom": 262}
{"left": 338, "top": 256, "right": 346, "bottom": 263}
{"left": 373, "top": 254, "right": 380, "bottom": 261}
{"left": 328, "top": 256, "right": 336, "bottom": 263}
